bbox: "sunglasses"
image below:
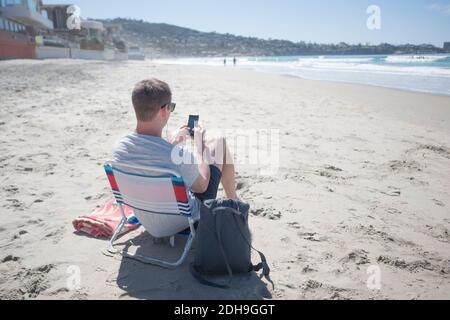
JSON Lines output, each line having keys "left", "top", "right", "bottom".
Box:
{"left": 162, "top": 102, "right": 176, "bottom": 113}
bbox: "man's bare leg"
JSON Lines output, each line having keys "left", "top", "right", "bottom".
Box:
{"left": 206, "top": 136, "right": 238, "bottom": 199}
{"left": 221, "top": 162, "right": 238, "bottom": 200}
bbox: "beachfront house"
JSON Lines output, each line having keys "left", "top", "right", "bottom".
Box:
{"left": 0, "top": 0, "right": 53, "bottom": 59}
{"left": 444, "top": 42, "right": 450, "bottom": 53}
{"left": 41, "top": 4, "right": 108, "bottom": 51}
{"left": 1, "top": 0, "right": 53, "bottom": 30}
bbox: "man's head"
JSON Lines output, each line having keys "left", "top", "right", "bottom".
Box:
{"left": 132, "top": 79, "right": 174, "bottom": 128}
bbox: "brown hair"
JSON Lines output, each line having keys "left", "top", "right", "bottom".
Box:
{"left": 131, "top": 79, "right": 172, "bottom": 121}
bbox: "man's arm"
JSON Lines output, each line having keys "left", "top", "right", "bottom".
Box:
{"left": 190, "top": 126, "right": 211, "bottom": 194}
{"left": 190, "top": 157, "right": 210, "bottom": 193}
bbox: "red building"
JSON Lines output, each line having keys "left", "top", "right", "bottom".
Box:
{"left": 0, "top": 28, "right": 35, "bottom": 59}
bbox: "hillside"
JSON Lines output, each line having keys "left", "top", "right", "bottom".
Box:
{"left": 99, "top": 18, "right": 444, "bottom": 58}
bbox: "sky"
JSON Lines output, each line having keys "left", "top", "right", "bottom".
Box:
{"left": 44, "top": 0, "right": 450, "bottom": 46}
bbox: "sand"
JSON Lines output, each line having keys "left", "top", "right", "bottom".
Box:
{"left": 0, "top": 59, "right": 449, "bottom": 300}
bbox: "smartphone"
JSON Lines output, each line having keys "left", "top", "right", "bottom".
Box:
{"left": 188, "top": 115, "right": 199, "bottom": 137}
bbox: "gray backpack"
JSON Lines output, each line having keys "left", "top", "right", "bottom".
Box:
{"left": 189, "top": 199, "right": 270, "bottom": 289}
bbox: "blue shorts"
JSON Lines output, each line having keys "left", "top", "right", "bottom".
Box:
{"left": 194, "top": 165, "right": 222, "bottom": 202}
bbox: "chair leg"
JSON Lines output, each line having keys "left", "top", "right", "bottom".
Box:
{"left": 107, "top": 204, "right": 127, "bottom": 254}
{"left": 118, "top": 218, "right": 197, "bottom": 269}
{"left": 170, "top": 236, "right": 175, "bottom": 248}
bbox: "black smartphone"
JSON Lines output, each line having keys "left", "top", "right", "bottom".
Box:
{"left": 188, "top": 115, "right": 199, "bottom": 137}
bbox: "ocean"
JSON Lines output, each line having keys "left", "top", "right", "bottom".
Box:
{"left": 156, "top": 54, "right": 450, "bottom": 96}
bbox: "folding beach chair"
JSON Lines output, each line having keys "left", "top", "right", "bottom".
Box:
{"left": 104, "top": 161, "right": 198, "bottom": 269}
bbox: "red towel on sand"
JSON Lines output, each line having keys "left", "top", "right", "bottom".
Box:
{"left": 73, "top": 199, "right": 139, "bottom": 239}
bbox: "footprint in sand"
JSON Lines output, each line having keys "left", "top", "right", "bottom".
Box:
{"left": 4, "top": 198, "right": 26, "bottom": 211}
{"left": 251, "top": 207, "right": 282, "bottom": 220}
{"left": 27, "top": 218, "right": 44, "bottom": 225}
{"left": 388, "top": 160, "right": 423, "bottom": 173}
{"left": 325, "top": 165, "right": 343, "bottom": 172}
{"left": 44, "top": 164, "right": 58, "bottom": 176}
{"left": 16, "top": 264, "right": 55, "bottom": 299}
{"left": 298, "top": 232, "right": 324, "bottom": 242}
{"left": 377, "top": 256, "right": 435, "bottom": 273}
{"left": 70, "top": 292, "right": 89, "bottom": 300}
{"left": 43, "top": 226, "right": 66, "bottom": 244}
{"left": 424, "top": 224, "right": 450, "bottom": 243}
{"left": 0, "top": 262, "right": 57, "bottom": 299}
{"left": 352, "top": 224, "right": 415, "bottom": 247}
{"left": 287, "top": 222, "right": 301, "bottom": 230}
{"left": 387, "top": 208, "right": 402, "bottom": 215}
{"left": 315, "top": 165, "right": 353, "bottom": 183}
{"left": 3, "top": 185, "right": 19, "bottom": 195}
{"left": 300, "top": 280, "right": 355, "bottom": 300}
{"left": 316, "top": 170, "right": 335, "bottom": 179}
{"left": 2, "top": 255, "right": 21, "bottom": 263}
{"left": 341, "top": 250, "right": 370, "bottom": 266}
{"left": 48, "top": 287, "right": 70, "bottom": 296}
{"left": 302, "top": 265, "right": 318, "bottom": 274}
{"left": 381, "top": 187, "right": 401, "bottom": 197}
{"left": 416, "top": 144, "right": 450, "bottom": 159}
{"left": 301, "top": 280, "right": 323, "bottom": 290}
{"left": 432, "top": 199, "right": 445, "bottom": 207}
{"left": 11, "top": 229, "right": 29, "bottom": 241}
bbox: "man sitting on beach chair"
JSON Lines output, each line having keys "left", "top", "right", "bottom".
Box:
{"left": 112, "top": 78, "right": 238, "bottom": 237}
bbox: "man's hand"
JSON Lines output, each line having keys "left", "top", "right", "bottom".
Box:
{"left": 170, "top": 125, "right": 190, "bottom": 145}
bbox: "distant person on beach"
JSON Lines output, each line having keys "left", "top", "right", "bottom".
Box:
{"left": 224, "top": 58, "right": 227, "bottom": 66}
{"left": 233, "top": 57, "right": 237, "bottom": 66}
{"left": 112, "top": 78, "right": 238, "bottom": 235}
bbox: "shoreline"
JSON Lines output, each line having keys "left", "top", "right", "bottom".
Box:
{"left": 153, "top": 54, "right": 450, "bottom": 97}
{"left": 279, "top": 71, "right": 450, "bottom": 98}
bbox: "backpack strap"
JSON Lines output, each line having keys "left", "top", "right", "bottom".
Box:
{"left": 228, "top": 210, "right": 271, "bottom": 278}
{"left": 252, "top": 251, "right": 271, "bottom": 276}
{"left": 210, "top": 206, "right": 271, "bottom": 278}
